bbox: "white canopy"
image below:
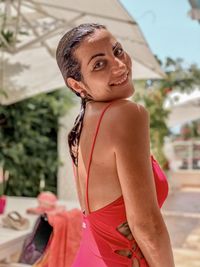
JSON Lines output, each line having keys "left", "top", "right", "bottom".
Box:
{"left": 166, "top": 88, "right": 200, "bottom": 127}
{"left": 188, "top": 0, "right": 200, "bottom": 21}
{"left": 0, "top": 0, "right": 165, "bottom": 105}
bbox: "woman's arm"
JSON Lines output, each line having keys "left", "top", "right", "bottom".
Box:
{"left": 111, "top": 100, "right": 175, "bottom": 267}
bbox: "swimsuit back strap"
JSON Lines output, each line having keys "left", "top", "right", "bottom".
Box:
{"left": 86, "top": 101, "right": 115, "bottom": 214}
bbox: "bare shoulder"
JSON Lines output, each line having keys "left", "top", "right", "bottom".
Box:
{"left": 109, "top": 98, "right": 147, "bottom": 111}
{"left": 106, "top": 99, "right": 149, "bottom": 136}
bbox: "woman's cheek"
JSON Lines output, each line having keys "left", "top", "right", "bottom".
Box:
{"left": 126, "top": 53, "right": 132, "bottom": 69}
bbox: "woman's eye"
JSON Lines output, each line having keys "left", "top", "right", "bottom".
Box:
{"left": 93, "top": 60, "right": 105, "bottom": 70}
{"left": 114, "top": 47, "right": 124, "bottom": 57}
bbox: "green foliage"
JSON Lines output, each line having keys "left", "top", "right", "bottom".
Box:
{"left": 133, "top": 57, "right": 200, "bottom": 169}
{"left": 0, "top": 29, "right": 14, "bottom": 47}
{"left": 0, "top": 89, "right": 74, "bottom": 197}
{"left": 134, "top": 83, "right": 170, "bottom": 168}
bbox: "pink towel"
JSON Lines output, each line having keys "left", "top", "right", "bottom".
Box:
{"left": 34, "top": 209, "right": 82, "bottom": 267}
{"left": 47, "top": 209, "right": 82, "bottom": 267}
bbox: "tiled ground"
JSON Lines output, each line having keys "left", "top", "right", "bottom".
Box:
{"left": 162, "top": 187, "right": 200, "bottom": 266}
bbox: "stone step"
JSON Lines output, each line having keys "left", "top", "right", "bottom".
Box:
{"left": 173, "top": 248, "right": 200, "bottom": 267}
{"left": 183, "top": 224, "right": 200, "bottom": 251}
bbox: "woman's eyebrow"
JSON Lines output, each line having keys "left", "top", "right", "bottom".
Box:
{"left": 87, "top": 42, "right": 120, "bottom": 65}
{"left": 87, "top": 53, "right": 105, "bottom": 65}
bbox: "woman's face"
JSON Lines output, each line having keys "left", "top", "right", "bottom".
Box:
{"left": 68, "top": 29, "right": 134, "bottom": 102}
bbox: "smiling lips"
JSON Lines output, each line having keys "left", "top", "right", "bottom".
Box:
{"left": 110, "top": 72, "right": 129, "bottom": 86}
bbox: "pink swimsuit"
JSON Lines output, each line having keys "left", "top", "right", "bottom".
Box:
{"left": 72, "top": 101, "right": 169, "bottom": 267}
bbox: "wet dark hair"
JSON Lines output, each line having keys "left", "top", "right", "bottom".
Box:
{"left": 56, "top": 23, "right": 106, "bottom": 166}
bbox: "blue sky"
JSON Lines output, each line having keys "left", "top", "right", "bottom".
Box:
{"left": 120, "top": 0, "right": 200, "bottom": 67}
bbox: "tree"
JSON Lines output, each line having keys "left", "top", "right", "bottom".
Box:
{"left": 133, "top": 57, "right": 200, "bottom": 169}
{"left": 0, "top": 89, "right": 74, "bottom": 196}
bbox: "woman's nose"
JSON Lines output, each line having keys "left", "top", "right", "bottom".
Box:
{"left": 111, "top": 58, "right": 126, "bottom": 76}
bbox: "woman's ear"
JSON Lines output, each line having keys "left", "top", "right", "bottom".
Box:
{"left": 66, "top": 77, "right": 85, "bottom": 95}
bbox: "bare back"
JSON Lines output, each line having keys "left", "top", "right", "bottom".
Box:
{"left": 74, "top": 99, "right": 125, "bottom": 214}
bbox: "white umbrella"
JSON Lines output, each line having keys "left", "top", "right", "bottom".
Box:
{"left": 166, "top": 88, "right": 200, "bottom": 127}
{"left": 0, "top": 0, "right": 165, "bottom": 105}
{"left": 188, "top": 0, "right": 200, "bottom": 21}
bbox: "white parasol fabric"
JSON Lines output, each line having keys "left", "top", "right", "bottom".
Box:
{"left": 166, "top": 88, "right": 200, "bottom": 127}
{"left": 188, "top": 0, "right": 200, "bottom": 21}
{"left": 0, "top": 0, "right": 165, "bottom": 105}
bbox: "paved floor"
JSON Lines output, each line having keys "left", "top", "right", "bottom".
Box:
{"left": 162, "top": 186, "right": 200, "bottom": 267}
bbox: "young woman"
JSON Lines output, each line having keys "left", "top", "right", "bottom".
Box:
{"left": 56, "top": 23, "right": 175, "bottom": 267}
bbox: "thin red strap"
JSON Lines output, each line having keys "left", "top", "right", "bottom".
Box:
{"left": 86, "top": 101, "right": 115, "bottom": 214}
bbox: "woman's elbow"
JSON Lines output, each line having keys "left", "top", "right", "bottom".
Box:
{"left": 129, "top": 212, "right": 167, "bottom": 244}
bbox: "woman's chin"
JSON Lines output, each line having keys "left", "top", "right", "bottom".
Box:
{"left": 124, "top": 85, "right": 135, "bottom": 98}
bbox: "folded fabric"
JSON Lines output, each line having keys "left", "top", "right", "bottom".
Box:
{"left": 26, "top": 191, "right": 66, "bottom": 215}
{"left": 26, "top": 204, "right": 66, "bottom": 215}
{"left": 33, "top": 209, "right": 82, "bottom": 267}
{"left": 40, "top": 209, "right": 82, "bottom": 267}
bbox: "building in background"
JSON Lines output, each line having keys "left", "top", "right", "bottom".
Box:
{"left": 164, "top": 88, "right": 200, "bottom": 188}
